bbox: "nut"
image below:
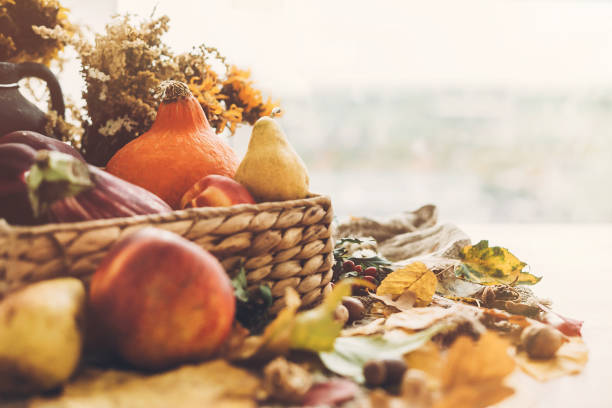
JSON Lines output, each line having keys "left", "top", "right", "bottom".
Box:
{"left": 363, "top": 360, "right": 387, "bottom": 387}
{"left": 342, "top": 296, "right": 365, "bottom": 323}
{"left": 334, "top": 305, "right": 349, "bottom": 325}
{"left": 363, "top": 359, "right": 407, "bottom": 387}
{"left": 521, "top": 324, "right": 563, "bottom": 359}
{"left": 381, "top": 359, "right": 407, "bottom": 385}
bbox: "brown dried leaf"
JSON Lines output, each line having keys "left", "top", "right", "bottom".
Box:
{"left": 377, "top": 262, "right": 438, "bottom": 306}
{"left": 341, "top": 317, "right": 386, "bottom": 337}
{"left": 219, "top": 322, "right": 251, "bottom": 358}
{"left": 370, "top": 290, "right": 417, "bottom": 312}
{"left": 514, "top": 337, "right": 589, "bottom": 381}
{"left": 385, "top": 306, "right": 456, "bottom": 332}
{"left": 435, "top": 332, "right": 515, "bottom": 408}
{"left": 29, "top": 360, "right": 260, "bottom": 408}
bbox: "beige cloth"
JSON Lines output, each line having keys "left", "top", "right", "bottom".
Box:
{"left": 335, "top": 205, "right": 544, "bottom": 311}
{"left": 335, "top": 204, "right": 470, "bottom": 263}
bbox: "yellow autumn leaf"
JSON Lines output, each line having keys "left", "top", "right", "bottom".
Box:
{"left": 376, "top": 262, "right": 437, "bottom": 306}
{"left": 435, "top": 332, "right": 516, "bottom": 408}
{"left": 457, "top": 240, "right": 541, "bottom": 286}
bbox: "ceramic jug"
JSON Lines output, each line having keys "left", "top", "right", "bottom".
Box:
{"left": 0, "top": 61, "right": 65, "bottom": 136}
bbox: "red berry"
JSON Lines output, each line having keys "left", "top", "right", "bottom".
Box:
{"left": 354, "top": 265, "right": 363, "bottom": 274}
{"left": 364, "top": 266, "right": 378, "bottom": 277}
{"left": 343, "top": 260, "right": 356, "bottom": 271}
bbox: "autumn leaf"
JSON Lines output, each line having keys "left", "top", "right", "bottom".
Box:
{"left": 539, "top": 302, "right": 584, "bottom": 337}
{"left": 29, "top": 360, "right": 260, "bottom": 408}
{"left": 376, "top": 262, "right": 438, "bottom": 306}
{"left": 385, "top": 306, "right": 456, "bottom": 332}
{"left": 319, "top": 323, "right": 450, "bottom": 383}
{"left": 370, "top": 290, "right": 417, "bottom": 312}
{"left": 230, "top": 279, "right": 370, "bottom": 361}
{"left": 404, "top": 341, "right": 443, "bottom": 384}
{"left": 456, "top": 240, "right": 541, "bottom": 286}
{"left": 514, "top": 337, "right": 589, "bottom": 381}
{"left": 435, "top": 332, "right": 516, "bottom": 408}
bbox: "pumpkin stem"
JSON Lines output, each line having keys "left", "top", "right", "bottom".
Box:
{"left": 156, "top": 80, "right": 193, "bottom": 104}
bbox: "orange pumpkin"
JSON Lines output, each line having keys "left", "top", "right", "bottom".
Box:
{"left": 106, "top": 81, "right": 239, "bottom": 209}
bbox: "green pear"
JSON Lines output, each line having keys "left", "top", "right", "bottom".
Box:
{"left": 0, "top": 278, "right": 86, "bottom": 396}
{"left": 235, "top": 117, "right": 310, "bottom": 202}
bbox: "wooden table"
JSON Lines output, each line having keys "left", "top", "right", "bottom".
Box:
{"left": 458, "top": 223, "right": 612, "bottom": 408}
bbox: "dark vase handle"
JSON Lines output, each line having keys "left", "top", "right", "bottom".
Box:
{"left": 16, "top": 62, "right": 65, "bottom": 118}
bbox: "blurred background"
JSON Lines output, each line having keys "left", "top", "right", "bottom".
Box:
{"left": 61, "top": 0, "right": 612, "bottom": 222}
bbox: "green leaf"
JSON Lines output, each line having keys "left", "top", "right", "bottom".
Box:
{"left": 456, "top": 240, "right": 541, "bottom": 286}
{"left": 258, "top": 284, "right": 273, "bottom": 307}
{"left": 231, "top": 266, "right": 249, "bottom": 303}
{"left": 319, "top": 323, "right": 449, "bottom": 383}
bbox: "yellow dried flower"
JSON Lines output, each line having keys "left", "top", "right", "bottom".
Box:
{"left": 0, "top": 0, "right": 73, "bottom": 65}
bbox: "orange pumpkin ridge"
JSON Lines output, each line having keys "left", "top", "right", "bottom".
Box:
{"left": 106, "top": 81, "right": 239, "bottom": 209}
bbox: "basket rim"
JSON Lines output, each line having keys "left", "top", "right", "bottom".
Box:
{"left": 0, "top": 194, "right": 332, "bottom": 235}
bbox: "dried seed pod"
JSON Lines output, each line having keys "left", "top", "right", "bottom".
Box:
{"left": 481, "top": 286, "right": 496, "bottom": 305}
{"left": 363, "top": 360, "right": 387, "bottom": 387}
{"left": 334, "top": 305, "right": 349, "bottom": 326}
{"left": 521, "top": 324, "right": 563, "bottom": 359}
{"left": 342, "top": 296, "right": 365, "bottom": 323}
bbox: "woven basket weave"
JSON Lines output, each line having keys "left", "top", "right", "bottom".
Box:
{"left": 0, "top": 195, "right": 333, "bottom": 313}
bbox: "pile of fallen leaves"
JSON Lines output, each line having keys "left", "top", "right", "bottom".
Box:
{"left": 22, "top": 235, "right": 588, "bottom": 408}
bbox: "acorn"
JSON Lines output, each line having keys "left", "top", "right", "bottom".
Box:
{"left": 363, "top": 359, "right": 407, "bottom": 387}
{"left": 342, "top": 296, "right": 365, "bottom": 323}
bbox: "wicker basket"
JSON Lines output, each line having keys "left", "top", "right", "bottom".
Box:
{"left": 0, "top": 195, "right": 333, "bottom": 313}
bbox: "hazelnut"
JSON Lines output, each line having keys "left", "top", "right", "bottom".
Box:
{"left": 363, "top": 360, "right": 387, "bottom": 387}
{"left": 334, "top": 304, "right": 349, "bottom": 325}
{"left": 381, "top": 359, "right": 407, "bottom": 384}
{"left": 521, "top": 324, "right": 563, "bottom": 359}
{"left": 363, "top": 359, "right": 407, "bottom": 387}
{"left": 342, "top": 296, "right": 365, "bottom": 323}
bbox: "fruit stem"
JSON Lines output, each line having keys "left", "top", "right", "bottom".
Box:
{"left": 26, "top": 151, "right": 94, "bottom": 218}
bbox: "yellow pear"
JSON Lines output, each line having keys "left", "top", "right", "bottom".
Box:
{"left": 0, "top": 278, "right": 86, "bottom": 396}
{"left": 235, "top": 116, "right": 310, "bottom": 202}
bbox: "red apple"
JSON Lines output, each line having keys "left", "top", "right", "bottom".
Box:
{"left": 89, "top": 227, "right": 235, "bottom": 370}
{"left": 180, "top": 174, "right": 255, "bottom": 209}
